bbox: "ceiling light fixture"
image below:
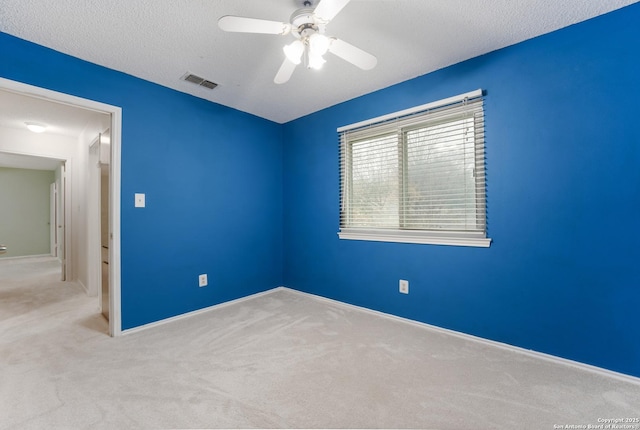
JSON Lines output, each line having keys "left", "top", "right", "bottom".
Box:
{"left": 307, "top": 50, "right": 326, "bottom": 70}
{"left": 307, "top": 33, "right": 330, "bottom": 69}
{"left": 283, "top": 40, "right": 305, "bottom": 65}
{"left": 308, "top": 33, "right": 329, "bottom": 56}
{"left": 284, "top": 34, "right": 330, "bottom": 70}
{"left": 25, "top": 122, "right": 47, "bottom": 133}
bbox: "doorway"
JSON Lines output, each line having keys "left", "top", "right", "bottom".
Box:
{"left": 0, "top": 77, "right": 123, "bottom": 336}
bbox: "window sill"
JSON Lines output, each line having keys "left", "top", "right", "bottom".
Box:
{"left": 338, "top": 229, "right": 492, "bottom": 248}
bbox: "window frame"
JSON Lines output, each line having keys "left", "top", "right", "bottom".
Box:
{"left": 338, "top": 89, "right": 491, "bottom": 248}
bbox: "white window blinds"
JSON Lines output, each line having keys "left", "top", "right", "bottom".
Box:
{"left": 338, "top": 89, "right": 490, "bottom": 247}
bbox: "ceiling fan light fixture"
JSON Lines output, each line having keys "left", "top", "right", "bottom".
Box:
{"left": 308, "top": 51, "right": 326, "bottom": 70}
{"left": 309, "top": 33, "right": 330, "bottom": 56}
{"left": 219, "top": 0, "right": 377, "bottom": 83}
{"left": 283, "top": 40, "right": 305, "bottom": 65}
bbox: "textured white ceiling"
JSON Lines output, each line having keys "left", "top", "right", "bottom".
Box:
{"left": 0, "top": 0, "right": 638, "bottom": 123}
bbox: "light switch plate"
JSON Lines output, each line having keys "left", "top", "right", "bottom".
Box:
{"left": 134, "top": 193, "right": 145, "bottom": 208}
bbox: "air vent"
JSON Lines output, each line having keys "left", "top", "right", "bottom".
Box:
{"left": 181, "top": 72, "right": 218, "bottom": 90}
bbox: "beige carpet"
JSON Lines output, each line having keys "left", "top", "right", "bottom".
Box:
{"left": 1, "top": 257, "right": 639, "bottom": 429}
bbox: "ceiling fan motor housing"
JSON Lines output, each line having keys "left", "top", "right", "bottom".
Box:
{"left": 290, "top": 7, "right": 324, "bottom": 38}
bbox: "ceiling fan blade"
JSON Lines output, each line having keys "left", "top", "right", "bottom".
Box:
{"left": 218, "top": 16, "right": 290, "bottom": 35}
{"left": 313, "top": 0, "right": 351, "bottom": 22}
{"left": 274, "top": 58, "right": 298, "bottom": 84}
{"left": 328, "top": 38, "right": 377, "bottom": 70}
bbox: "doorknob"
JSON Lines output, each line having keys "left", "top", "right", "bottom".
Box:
{"left": 0, "top": 245, "right": 7, "bottom": 254}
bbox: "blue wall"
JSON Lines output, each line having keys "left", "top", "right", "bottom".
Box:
{"left": 283, "top": 4, "right": 640, "bottom": 377}
{"left": 0, "top": 32, "right": 284, "bottom": 329}
{"left": 2, "top": 3, "right": 639, "bottom": 377}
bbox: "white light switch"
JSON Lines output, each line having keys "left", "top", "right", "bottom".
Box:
{"left": 135, "top": 193, "right": 145, "bottom": 208}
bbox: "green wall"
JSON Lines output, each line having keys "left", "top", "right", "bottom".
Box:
{"left": 0, "top": 167, "right": 55, "bottom": 258}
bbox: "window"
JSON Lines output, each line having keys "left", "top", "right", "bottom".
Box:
{"left": 338, "top": 90, "right": 491, "bottom": 247}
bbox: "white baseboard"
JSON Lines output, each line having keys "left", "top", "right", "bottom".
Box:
{"left": 0, "top": 254, "right": 54, "bottom": 262}
{"left": 121, "top": 288, "right": 279, "bottom": 336}
{"left": 277, "top": 287, "right": 640, "bottom": 386}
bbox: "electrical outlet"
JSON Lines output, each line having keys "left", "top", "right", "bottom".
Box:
{"left": 198, "top": 274, "right": 208, "bottom": 287}
{"left": 399, "top": 279, "right": 409, "bottom": 294}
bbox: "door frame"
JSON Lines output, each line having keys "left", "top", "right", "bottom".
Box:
{"left": 50, "top": 181, "right": 57, "bottom": 257}
{"left": 0, "top": 77, "right": 123, "bottom": 336}
{"left": 59, "top": 161, "right": 67, "bottom": 281}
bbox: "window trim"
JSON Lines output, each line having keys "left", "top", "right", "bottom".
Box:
{"left": 338, "top": 228, "right": 491, "bottom": 247}
{"left": 337, "top": 89, "right": 492, "bottom": 248}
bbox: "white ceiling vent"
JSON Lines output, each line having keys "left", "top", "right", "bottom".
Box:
{"left": 181, "top": 72, "right": 218, "bottom": 90}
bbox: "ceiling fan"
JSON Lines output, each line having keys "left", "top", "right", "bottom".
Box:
{"left": 218, "top": 0, "right": 377, "bottom": 84}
